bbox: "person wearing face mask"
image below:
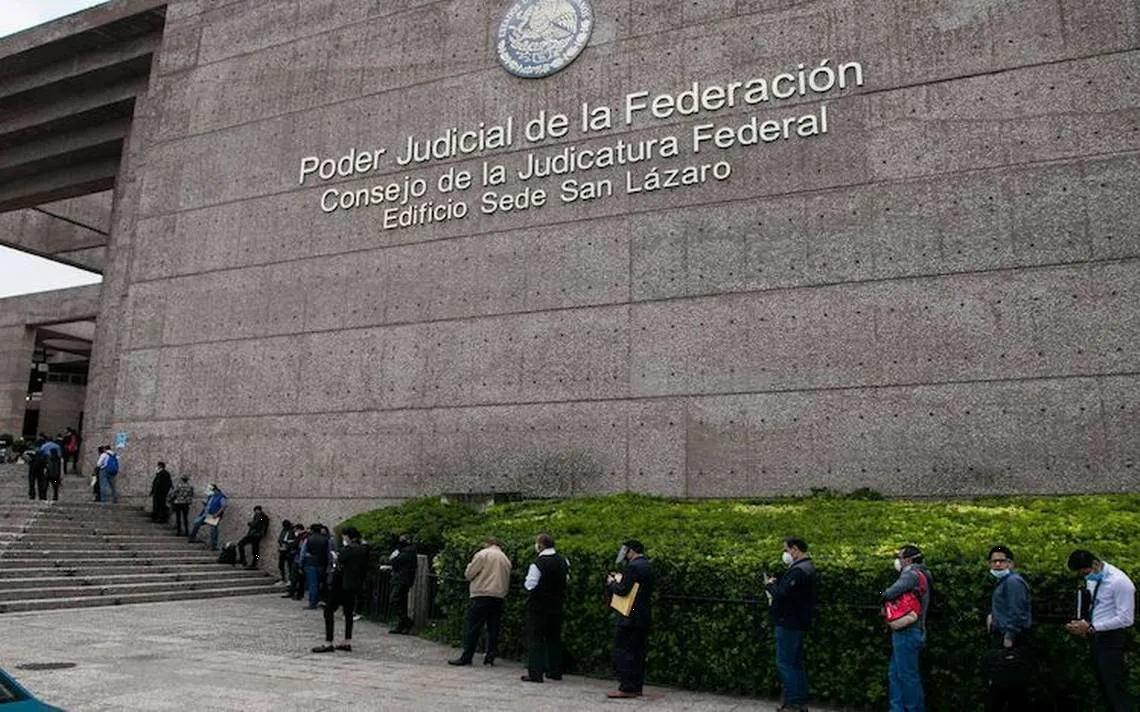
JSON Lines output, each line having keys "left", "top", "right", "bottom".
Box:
{"left": 387, "top": 533, "right": 418, "bottom": 633}
{"left": 983, "top": 545, "right": 1032, "bottom": 712}
{"left": 187, "top": 483, "right": 226, "bottom": 551}
{"left": 1065, "top": 549, "right": 1135, "bottom": 712}
{"left": 882, "top": 544, "right": 932, "bottom": 712}
{"left": 520, "top": 533, "right": 571, "bottom": 683}
{"left": 312, "top": 527, "right": 369, "bottom": 654}
{"left": 764, "top": 536, "right": 818, "bottom": 712}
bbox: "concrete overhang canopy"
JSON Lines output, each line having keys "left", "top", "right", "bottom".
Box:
{"left": 0, "top": 0, "right": 167, "bottom": 213}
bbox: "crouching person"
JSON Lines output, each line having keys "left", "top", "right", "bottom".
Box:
{"left": 313, "top": 527, "right": 368, "bottom": 653}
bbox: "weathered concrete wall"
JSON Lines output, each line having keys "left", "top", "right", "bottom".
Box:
{"left": 84, "top": 0, "right": 1139, "bottom": 532}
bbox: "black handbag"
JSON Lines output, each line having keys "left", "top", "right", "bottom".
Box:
{"left": 981, "top": 645, "right": 1034, "bottom": 685}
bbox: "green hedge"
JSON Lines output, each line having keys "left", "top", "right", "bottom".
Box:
{"left": 343, "top": 492, "right": 1140, "bottom": 711}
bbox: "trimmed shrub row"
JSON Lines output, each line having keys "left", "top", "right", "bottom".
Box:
{"left": 341, "top": 492, "right": 1139, "bottom": 711}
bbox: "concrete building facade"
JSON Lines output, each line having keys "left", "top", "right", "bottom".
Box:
{"left": 1, "top": 0, "right": 1137, "bottom": 533}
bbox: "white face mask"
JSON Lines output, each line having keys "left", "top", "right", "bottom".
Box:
{"left": 894, "top": 558, "right": 903, "bottom": 572}
{"left": 342, "top": 538, "right": 350, "bottom": 547}
{"left": 781, "top": 551, "right": 794, "bottom": 566}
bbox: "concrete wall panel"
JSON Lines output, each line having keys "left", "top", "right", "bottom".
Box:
{"left": 56, "top": 0, "right": 1140, "bottom": 528}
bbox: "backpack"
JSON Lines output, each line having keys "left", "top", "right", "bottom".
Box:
{"left": 217, "top": 543, "right": 237, "bottom": 565}
{"left": 104, "top": 453, "right": 119, "bottom": 475}
{"left": 883, "top": 570, "right": 928, "bottom": 630}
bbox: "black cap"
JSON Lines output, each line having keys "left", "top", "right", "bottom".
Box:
{"left": 623, "top": 539, "right": 645, "bottom": 554}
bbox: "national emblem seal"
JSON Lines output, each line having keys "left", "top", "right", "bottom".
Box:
{"left": 496, "top": 0, "right": 593, "bottom": 78}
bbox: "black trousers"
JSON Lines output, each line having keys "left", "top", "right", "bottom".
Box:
{"left": 277, "top": 551, "right": 292, "bottom": 582}
{"left": 324, "top": 589, "right": 357, "bottom": 642}
{"left": 459, "top": 596, "right": 504, "bottom": 662}
{"left": 526, "top": 604, "right": 564, "bottom": 680}
{"left": 389, "top": 581, "right": 412, "bottom": 631}
{"left": 614, "top": 625, "right": 650, "bottom": 693}
{"left": 289, "top": 563, "right": 305, "bottom": 599}
{"left": 151, "top": 495, "right": 169, "bottom": 522}
{"left": 171, "top": 505, "right": 190, "bottom": 535}
{"left": 29, "top": 469, "right": 47, "bottom": 499}
{"left": 236, "top": 535, "right": 261, "bottom": 565}
{"left": 1094, "top": 629, "right": 1134, "bottom": 712}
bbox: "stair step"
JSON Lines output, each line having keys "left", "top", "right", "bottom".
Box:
{"left": 0, "top": 585, "right": 279, "bottom": 613}
{"left": 0, "top": 576, "right": 276, "bottom": 601}
{"left": 0, "top": 570, "right": 269, "bottom": 589}
{"left": 3, "top": 537, "right": 212, "bottom": 550}
{"left": 0, "top": 554, "right": 222, "bottom": 569}
{"left": 0, "top": 548, "right": 220, "bottom": 559}
{"left": 0, "top": 562, "right": 272, "bottom": 578}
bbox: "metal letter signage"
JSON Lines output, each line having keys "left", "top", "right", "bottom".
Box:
{"left": 497, "top": 0, "right": 593, "bottom": 78}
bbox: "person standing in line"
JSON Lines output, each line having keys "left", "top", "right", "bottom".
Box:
{"left": 149, "top": 462, "right": 172, "bottom": 523}
{"left": 236, "top": 505, "right": 270, "bottom": 569}
{"left": 765, "top": 536, "right": 819, "bottom": 712}
{"left": 883, "top": 545, "right": 933, "bottom": 712}
{"left": 96, "top": 445, "right": 120, "bottom": 510}
{"left": 388, "top": 534, "right": 418, "bottom": 634}
{"left": 449, "top": 537, "right": 512, "bottom": 666}
{"left": 1065, "top": 550, "right": 1135, "bottom": 712}
{"left": 286, "top": 523, "right": 308, "bottom": 600}
{"left": 520, "top": 533, "right": 570, "bottom": 683}
{"left": 312, "top": 527, "right": 369, "bottom": 653}
{"left": 605, "top": 539, "right": 655, "bottom": 699}
{"left": 276, "top": 519, "right": 297, "bottom": 585}
{"left": 187, "top": 483, "right": 226, "bottom": 550}
{"left": 299, "top": 523, "right": 332, "bottom": 610}
{"left": 90, "top": 446, "right": 106, "bottom": 502}
{"left": 983, "top": 545, "right": 1033, "bottom": 712}
{"left": 168, "top": 474, "right": 194, "bottom": 536}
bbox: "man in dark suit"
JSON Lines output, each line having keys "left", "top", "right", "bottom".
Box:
{"left": 605, "top": 539, "right": 655, "bottom": 699}
{"left": 520, "top": 533, "right": 570, "bottom": 683}
{"left": 388, "top": 534, "right": 418, "bottom": 633}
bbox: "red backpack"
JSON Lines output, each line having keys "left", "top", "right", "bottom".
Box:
{"left": 884, "top": 570, "right": 928, "bottom": 630}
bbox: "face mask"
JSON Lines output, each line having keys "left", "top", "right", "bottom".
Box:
{"left": 781, "top": 551, "right": 794, "bottom": 566}
{"left": 990, "top": 569, "right": 1011, "bottom": 579}
{"left": 342, "top": 538, "right": 350, "bottom": 547}
{"left": 894, "top": 558, "right": 903, "bottom": 572}
{"left": 1086, "top": 571, "right": 1105, "bottom": 583}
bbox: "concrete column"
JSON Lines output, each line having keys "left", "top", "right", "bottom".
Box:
{"left": 0, "top": 325, "right": 34, "bottom": 436}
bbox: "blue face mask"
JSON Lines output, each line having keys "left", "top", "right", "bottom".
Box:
{"left": 1086, "top": 571, "right": 1105, "bottom": 583}
{"left": 990, "top": 569, "right": 1011, "bottom": 579}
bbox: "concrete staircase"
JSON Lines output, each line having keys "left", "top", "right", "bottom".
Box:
{"left": 0, "top": 466, "right": 278, "bottom": 613}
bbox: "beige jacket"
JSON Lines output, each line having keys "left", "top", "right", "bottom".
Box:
{"left": 465, "top": 545, "right": 512, "bottom": 598}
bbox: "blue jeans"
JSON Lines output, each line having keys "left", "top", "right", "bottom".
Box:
{"left": 187, "top": 513, "right": 220, "bottom": 551}
{"left": 889, "top": 626, "right": 925, "bottom": 712}
{"left": 98, "top": 471, "right": 118, "bottom": 509}
{"left": 775, "top": 626, "right": 808, "bottom": 706}
{"left": 304, "top": 565, "right": 322, "bottom": 608}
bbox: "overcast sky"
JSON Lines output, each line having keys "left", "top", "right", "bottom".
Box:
{"left": 0, "top": 0, "right": 108, "bottom": 298}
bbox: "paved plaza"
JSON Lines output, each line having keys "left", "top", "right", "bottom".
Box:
{"left": 2, "top": 593, "right": 841, "bottom": 712}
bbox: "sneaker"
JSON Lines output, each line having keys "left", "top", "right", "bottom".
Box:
{"left": 352, "top": 614, "right": 362, "bottom": 621}
{"left": 311, "top": 644, "right": 334, "bottom": 654}
{"left": 334, "top": 643, "right": 352, "bottom": 652}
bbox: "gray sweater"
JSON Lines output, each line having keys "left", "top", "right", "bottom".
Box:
{"left": 883, "top": 563, "right": 933, "bottom": 631}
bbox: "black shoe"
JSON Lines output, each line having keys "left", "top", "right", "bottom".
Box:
{"left": 448, "top": 658, "right": 472, "bottom": 666}
{"left": 521, "top": 675, "right": 544, "bottom": 683}
{"left": 311, "top": 644, "right": 335, "bottom": 653}
{"left": 482, "top": 657, "right": 495, "bottom": 666}
{"left": 334, "top": 643, "right": 352, "bottom": 652}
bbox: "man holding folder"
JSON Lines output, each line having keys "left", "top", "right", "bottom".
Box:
{"left": 605, "top": 539, "right": 654, "bottom": 699}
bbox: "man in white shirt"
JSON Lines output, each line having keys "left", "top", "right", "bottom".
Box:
{"left": 1066, "top": 549, "right": 1135, "bottom": 712}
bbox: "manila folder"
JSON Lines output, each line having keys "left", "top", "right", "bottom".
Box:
{"left": 610, "top": 581, "right": 640, "bottom": 617}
